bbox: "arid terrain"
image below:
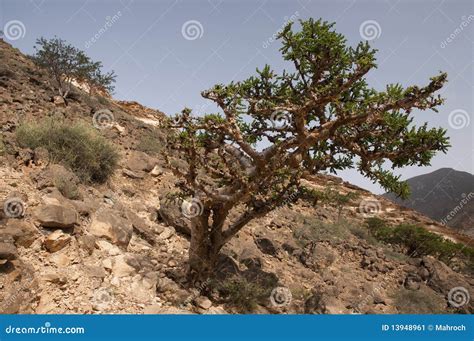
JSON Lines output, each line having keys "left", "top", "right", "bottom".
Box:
{"left": 0, "top": 38, "right": 472, "bottom": 315}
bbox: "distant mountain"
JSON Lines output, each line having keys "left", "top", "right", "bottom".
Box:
{"left": 383, "top": 168, "right": 474, "bottom": 236}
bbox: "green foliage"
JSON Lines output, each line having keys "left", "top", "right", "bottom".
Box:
{"left": 166, "top": 18, "right": 451, "bottom": 278}
{"left": 16, "top": 119, "right": 119, "bottom": 183}
{"left": 301, "top": 187, "right": 359, "bottom": 220}
{"left": 293, "top": 216, "right": 352, "bottom": 245}
{"left": 54, "top": 177, "right": 81, "bottom": 200}
{"left": 32, "top": 37, "right": 116, "bottom": 97}
{"left": 366, "top": 218, "right": 474, "bottom": 268}
{"left": 393, "top": 287, "right": 446, "bottom": 314}
{"left": 188, "top": 19, "right": 448, "bottom": 198}
{"left": 213, "top": 275, "right": 273, "bottom": 313}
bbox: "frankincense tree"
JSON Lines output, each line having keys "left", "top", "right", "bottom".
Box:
{"left": 165, "top": 19, "right": 450, "bottom": 280}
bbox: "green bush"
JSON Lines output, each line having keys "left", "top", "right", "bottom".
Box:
{"left": 16, "top": 119, "right": 119, "bottom": 183}
{"left": 54, "top": 177, "right": 81, "bottom": 200}
{"left": 293, "top": 216, "right": 352, "bottom": 246}
{"left": 213, "top": 275, "right": 272, "bottom": 313}
{"left": 366, "top": 217, "right": 474, "bottom": 268}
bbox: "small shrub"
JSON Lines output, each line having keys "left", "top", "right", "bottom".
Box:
{"left": 383, "top": 248, "right": 411, "bottom": 263}
{"left": 16, "top": 119, "right": 119, "bottom": 183}
{"left": 348, "top": 224, "right": 379, "bottom": 245}
{"left": 54, "top": 177, "right": 81, "bottom": 200}
{"left": 293, "top": 217, "right": 351, "bottom": 246}
{"left": 393, "top": 287, "right": 446, "bottom": 314}
{"left": 213, "top": 275, "right": 272, "bottom": 313}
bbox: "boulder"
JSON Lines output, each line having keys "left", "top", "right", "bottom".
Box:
{"left": 32, "top": 164, "right": 80, "bottom": 192}
{"left": 421, "top": 256, "right": 472, "bottom": 303}
{"left": 34, "top": 204, "right": 78, "bottom": 229}
{"left": 0, "top": 242, "right": 17, "bottom": 261}
{"left": 52, "top": 95, "right": 66, "bottom": 106}
{"left": 122, "top": 169, "right": 144, "bottom": 179}
{"left": 125, "top": 151, "right": 156, "bottom": 173}
{"left": 124, "top": 209, "right": 156, "bottom": 245}
{"left": 111, "top": 255, "right": 136, "bottom": 277}
{"left": 255, "top": 237, "right": 278, "bottom": 256}
{"left": 150, "top": 165, "right": 164, "bottom": 177}
{"left": 194, "top": 296, "right": 213, "bottom": 310}
{"left": 130, "top": 273, "right": 158, "bottom": 301}
{"left": 43, "top": 230, "right": 71, "bottom": 252}
{"left": 239, "top": 246, "right": 263, "bottom": 269}
{"left": 88, "top": 208, "right": 133, "bottom": 247}
{"left": 0, "top": 220, "right": 39, "bottom": 247}
{"left": 158, "top": 199, "right": 191, "bottom": 235}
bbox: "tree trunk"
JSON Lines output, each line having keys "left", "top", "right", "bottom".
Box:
{"left": 188, "top": 207, "right": 227, "bottom": 283}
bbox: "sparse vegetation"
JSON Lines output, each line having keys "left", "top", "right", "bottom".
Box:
{"left": 16, "top": 119, "right": 119, "bottom": 183}
{"left": 366, "top": 217, "right": 474, "bottom": 268}
{"left": 165, "top": 18, "right": 450, "bottom": 280}
{"left": 301, "top": 187, "right": 359, "bottom": 221}
{"left": 293, "top": 217, "right": 352, "bottom": 245}
{"left": 54, "top": 176, "right": 82, "bottom": 200}
{"left": 213, "top": 275, "right": 273, "bottom": 313}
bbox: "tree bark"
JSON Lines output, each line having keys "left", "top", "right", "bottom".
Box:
{"left": 188, "top": 210, "right": 219, "bottom": 282}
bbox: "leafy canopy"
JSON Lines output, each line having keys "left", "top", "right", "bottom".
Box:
{"left": 168, "top": 19, "right": 448, "bottom": 204}
{"left": 32, "top": 37, "right": 116, "bottom": 97}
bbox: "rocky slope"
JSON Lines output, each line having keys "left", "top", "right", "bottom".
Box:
{"left": 0, "top": 39, "right": 472, "bottom": 315}
{"left": 384, "top": 168, "right": 474, "bottom": 237}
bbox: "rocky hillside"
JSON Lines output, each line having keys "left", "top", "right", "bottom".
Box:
{"left": 384, "top": 168, "right": 474, "bottom": 237}
{"left": 0, "top": 39, "right": 472, "bottom": 315}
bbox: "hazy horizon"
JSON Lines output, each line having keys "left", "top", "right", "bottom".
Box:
{"left": 1, "top": 0, "right": 472, "bottom": 194}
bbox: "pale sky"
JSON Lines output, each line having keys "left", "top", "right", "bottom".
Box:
{"left": 1, "top": 0, "right": 473, "bottom": 193}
